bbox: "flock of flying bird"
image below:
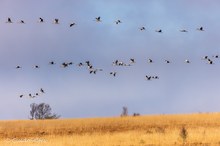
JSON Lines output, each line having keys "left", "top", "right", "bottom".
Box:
{"left": 7, "top": 16, "right": 211, "bottom": 98}
{"left": 4, "top": 17, "right": 205, "bottom": 32}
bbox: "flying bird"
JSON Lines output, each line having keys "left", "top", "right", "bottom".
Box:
{"left": 70, "top": 22, "right": 76, "bottom": 27}
{"left": 165, "top": 60, "right": 170, "bottom": 64}
{"left": 19, "top": 20, "right": 25, "bottom": 24}
{"left": 16, "top": 66, "right": 21, "bottom": 69}
{"left": 110, "top": 72, "right": 117, "bottom": 77}
{"left": 54, "top": 19, "right": 59, "bottom": 24}
{"left": 49, "top": 61, "right": 55, "bottom": 65}
{"left": 115, "top": 20, "right": 122, "bottom": 24}
{"left": 34, "top": 65, "right": 40, "bottom": 69}
{"left": 19, "top": 95, "right": 24, "bottom": 98}
{"left": 155, "top": 29, "right": 162, "bottom": 33}
{"left": 139, "top": 27, "right": 146, "bottom": 31}
{"left": 6, "top": 17, "right": 12, "bottom": 23}
{"left": 197, "top": 27, "right": 204, "bottom": 31}
{"left": 61, "top": 62, "right": 69, "bottom": 68}
{"left": 185, "top": 60, "right": 190, "bottom": 63}
{"left": 148, "top": 59, "right": 153, "bottom": 63}
{"left": 39, "top": 17, "right": 44, "bottom": 23}
{"left": 152, "top": 76, "right": 159, "bottom": 79}
{"left": 40, "top": 88, "right": 45, "bottom": 93}
{"left": 95, "top": 16, "right": 101, "bottom": 22}
{"left": 180, "top": 29, "right": 188, "bottom": 32}
{"left": 145, "top": 76, "right": 152, "bottom": 80}
{"left": 212, "top": 55, "right": 219, "bottom": 58}
{"left": 130, "top": 58, "right": 135, "bottom": 64}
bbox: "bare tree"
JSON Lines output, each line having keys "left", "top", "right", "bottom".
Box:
{"left": 121, "top": 106, "right": 128, "bottom": 117}
{"left": 30, "top": 103, "right": 38, "bottom": 120}
{"left": 29, "top": 103, "right": 60, "bottom": 120}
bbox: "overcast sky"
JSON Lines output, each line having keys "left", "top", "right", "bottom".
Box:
{"left": 0, "top": 0, "right": 220, "bottom": 119}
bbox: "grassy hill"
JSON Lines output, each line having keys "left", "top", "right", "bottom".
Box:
{"left": 0, "top": 113, "right": 220, "bottom": 145}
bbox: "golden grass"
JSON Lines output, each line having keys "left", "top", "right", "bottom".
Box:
{"left": 1, "top": 113, "right": 220, "bottom": 145}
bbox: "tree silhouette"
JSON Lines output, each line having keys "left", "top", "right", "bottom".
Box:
{"left": 29, "top": 103, "right": 60, "bottom": 120}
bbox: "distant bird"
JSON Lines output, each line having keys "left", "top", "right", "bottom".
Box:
{"left": 130, "top": 58, "right": 135, "bottom": 64}
{"left": 139, "top": 27, "right": 146, "bottom": 31}
{"left": 165, "top": 60, "right": 170, "bottom": 64}
{"left": 6, "top": 17, "right": 12, "bottom": 23}
{"left": 19, "top": 95, "right": 23, "bottom": 98}
{"left": 180, "top": 29, "right": 188, "bottom": 32}
{"left": 155, "top": 29, "right": 162, "bottom": 33}
{"left": 54, "top": 19, "right": 59, "bottom": 24}
{"left": 115, "top": 20, "right": 122, "bottom": 24}
{"left": 212, "top": 55, "right": 219, "bottom": 58}
{"left": 40, "top": 88, "right": 45, "bottom": 93}
{"left": 85, "top": 61, "right": 91, "bottom": 66}
{"left": 68, "top": 62, "right": 73, "bottom": 65}
{"left": 34, "top": 65, "right": 39, "bottom": 69}
{"left": 146, "top": 76, "right": 151, "bottom": 80}
{"left": 78, "top": 62, "right": 84, "bottom": 67}
{"left": 39, "top": 17, "right": 44, "bottom": 23}
{"left": 95, "top": 16, "right": 101, "bottom": 22}
{"left": 148, "top": 59, "right": 153, "bottom": 63}
{"left": 29, "top": 94, "right": 33, "bottom": 98}
{"left": 110, "top": 72, "right": 117, "bottom": 77}
{"left": 203, "top": 56, "right": 209, "bottom": 60}
{"left": 16, "top": 66, "right": 21, "bottom": 69}
{"left": 185, "top": 60, "right": 190, "bottom": 63}
{"left": 49, "top": 61, "right": 55, "bottom": 65}
{"left": 152, "top": 76, "right": 159, "bottom": 79}
{"left": 89, "top": 69, "right": 102, "bottom": 74}
{"left": 112, "top": 60, "right": 119, "bottom": 66}
{"left": 197, "top": 27, "right": 204, "bottom": 31}
{"left": 208, "top": 59, "right": 213, "bottom": 64}
{"left": 35, "top": 93, "right": 39, "bottom": 96}
{"left": 19, "top": 20, "right": 25, "bottom": 24}
{"left": 61, "top": 62, "right": 69, "bottom": 68}
{"left": 70, "top": 22, "right": 76, "bottom": 27}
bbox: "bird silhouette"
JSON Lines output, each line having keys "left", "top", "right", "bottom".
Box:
{"left": 61, "top": 62, "right": 69, "bottom": 68}
{"left": 40, "top": 88, "right": 45, "bottom": 93}
{"left": 130, "top": 58, "right": 135, "bottom": 64}
{"left": 39, "top": 17, "right": 44, "bottom": 23}
{"left": 34, "top": 65, "right": 40, "bottom": 69}
{"left": 19, "top": 20, "right": 25, "bottom": 24}
{"left": 148, "top": 59, "right": 153, "bottom": 63}
{"left": 49, "top": 61, "right": 55, "bottom": 65}
{"left": 165, "top": 60, "right": 170, "bottom": 64}
{"left": 6, "top": 17, "right": 12, "bottom": 23}
{"left": 139, "top": 27, "right": 146, "bottom": 31}
{"left": 110, "top": 72, "right": 117, "bottom": 77}
{"left": 16, "top": 66, "right": 21, "bottom": 69}
{"left": 197, "top": 27, "right": 204, "bottom": 31}
{"left": 54, "top": 19, "right": 59, "bottom": 24}
{"left": 19, "top": 95, "right": 24, "bottom": 98}
{"left": 146, "top": 76, "right": 151, "bottom": 80}
{"left": 115, "top": 20, "right": 122, "bottom": 24}
{"left": 70, "top": 23, "right": 76, "bottom": 27}
{"left": 156, "top": 29, "right": 162, "bottom": 33}
{"left": 185, "top": 60, "right": 190, "bottom": 63}
{"left": 180, "top": 29, "right": 188, "bottom": 32}
{"left": 152, "top": 76, "right": 159, "bottom": 79}
{"left": 95, "top": 16, "right": 101, "bottom": 22}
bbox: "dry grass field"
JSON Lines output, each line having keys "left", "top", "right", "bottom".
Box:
{"left": 0, "top": 113, "right": 220, "bottom": 145}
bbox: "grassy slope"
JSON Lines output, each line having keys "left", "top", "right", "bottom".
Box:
{"left": 0, "top": 113, "right": 220, "bottom": 145}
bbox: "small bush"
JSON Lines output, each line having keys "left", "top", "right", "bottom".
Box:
{"left": 180, "top": 126, "right": 188, "bottom": 144}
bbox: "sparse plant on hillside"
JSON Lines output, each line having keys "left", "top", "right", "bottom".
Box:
{"left": 180, "top": 126, "right": 188, "bottom": 144}
{"left": 29, "top": 103, "right": 60, "bottom": 120}
{"left": 121, "top": 106, "right": 128, "bottom": 117}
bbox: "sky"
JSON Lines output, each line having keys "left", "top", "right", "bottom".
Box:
{"left": 0, "top": 0, "right": 220, "bottom": 120}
